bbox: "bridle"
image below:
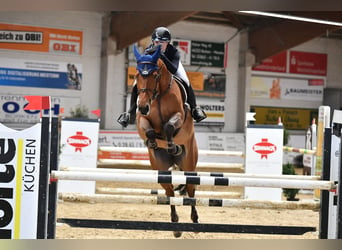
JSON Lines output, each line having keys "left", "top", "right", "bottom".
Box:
{"left": 136, "top": 61, "right": 172, "bottom": 101}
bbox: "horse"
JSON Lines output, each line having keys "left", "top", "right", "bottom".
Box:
{"left": 133, "top": 45, "right": 199, "bottom": 237}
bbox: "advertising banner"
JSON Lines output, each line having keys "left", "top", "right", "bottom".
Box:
{"left": 0, "top": 123, "right": 42, "bottom": 239}
{"left": 58, "top": 119, "right": 100, "bottom": 194}
{"left": 250, "top": 76, "right": 324, "bottom": 101}
{"left": 0, "top": 23, "right": 83, "bottom": 55}
{"left": 289, "top": 51, "right": 327, "bottom": 76}
{"left": 197, "top": 99, "right": 225, "bottom": 126}
{"left": 191, "top": 40, "right": 225, "bottom": 67}
{"left": 0, "top": 94, "right": 80, "bottom": 126}
{"left": 0, "top": 58, "right": 82, "bottom": 90}
{"left": 328, "top": 133, "right": 340, "bottom": 238}
{"left": 251, "top": 106, "right": 318, "bottom": 130}
{"left": 252, "top": 51, "right": 287, "bottom": 73}
{"left": 172, "top": 39, "right": 191, "bottom": 65}
{"left": 98, "top": 130, "right": 244, "bottom": 164}
{"left": 244, "top": 125, "right": 283, "bottom": 201}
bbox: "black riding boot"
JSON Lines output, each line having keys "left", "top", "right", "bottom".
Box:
{"left": 182, "top": 82, "right": 207, "bottom": 123}
{"left": 117, "top": 84, "right": 138, "bottom": 127}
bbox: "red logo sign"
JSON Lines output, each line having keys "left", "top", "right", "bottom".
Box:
{"left": 67, "top": 131, "right": 91, "bottom": 152}
{"left": 252, "top": 138, "right": 277, "bottom": 159}
{"left": 252, "top": 51, "right": 287, "bottom": 73}
{"left": 289, "top": 51, "right": 327, "bottom": 76}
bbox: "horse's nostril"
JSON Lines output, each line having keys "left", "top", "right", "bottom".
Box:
{"left": 139, "top": 106, "right": 149, "bottom": 115}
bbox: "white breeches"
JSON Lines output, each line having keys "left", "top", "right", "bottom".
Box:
{"left": 174, "top": 61, "right": 190, "bottom": 86}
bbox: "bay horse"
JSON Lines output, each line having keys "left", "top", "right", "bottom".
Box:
{"left": 133, "top": 45, "right": 199, "bottom": 237}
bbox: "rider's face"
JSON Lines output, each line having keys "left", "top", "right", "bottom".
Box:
{"left": 153, "top": 40, "right": 168, "bottom": 52}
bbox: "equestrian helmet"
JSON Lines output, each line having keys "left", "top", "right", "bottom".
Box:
{"left": 151, "top": 27, "right": 171, "bottom": 42}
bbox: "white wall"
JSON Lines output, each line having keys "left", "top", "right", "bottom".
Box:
{"left": 2, "top": 12, "right": 342, "bottom": 134}
{"left": 0, "top": 11, "right": 103, "bottom": 121}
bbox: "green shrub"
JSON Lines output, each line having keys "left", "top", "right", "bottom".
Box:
{"left": 70, "top": 105, "right": 89, "bottom": 118}
{"left": 282, "top": 163, "right": 299, "bottom": 200}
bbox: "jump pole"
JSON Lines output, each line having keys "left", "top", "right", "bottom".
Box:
{"left": 99, "top": 146, "right": 245, "bottom": 157}
{"left": 60, "top": 166, "right": 320, "bottom": 180}
{"left": 96, "top": 187, "right": 242, "bottom": 198}
{"left": 58, "top": 193, "right": 320, "bottom": 210}
{"left": 58, "top": 218, "right": 316, "bottom": 235}
{"left": 283, "top": 146, "right": 316, "bottom": 155}
{"left": 97, "top": 159, "right": 244, "bottom": 170}
{"left": 51, "top": 171, "right": 335, "bottom": 190}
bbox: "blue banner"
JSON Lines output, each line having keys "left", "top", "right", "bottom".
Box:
{"left": 0, "top": 58, "right": 82, "bottom": 90}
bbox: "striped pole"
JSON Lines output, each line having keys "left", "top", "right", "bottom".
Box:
{"left": 58, "top": 193, "right": 320, "bottom": 210}
{"left": 96, "top": 187, "right": 242, "bottom": 198}
{"left": 99, "top": 146, "right": 245, "bottom": 157}
{"left": 283, "top": 146, "right": 316, "bottom": 155}
{"left": 97, "top": 159, "right": 244, "bottom": 170}
{"left": 51, "top": 171, "right": 335, "bottom": 190}
{"left": 60, "top": 167, "right": 320, "bottom": 180}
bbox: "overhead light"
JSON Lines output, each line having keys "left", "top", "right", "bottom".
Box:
{"left": 239, "top": 11, "right": 342, "bottom": 27}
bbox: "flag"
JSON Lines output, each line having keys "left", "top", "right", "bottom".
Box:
{"left": 24, "top": 96, "right": 50, "bottom": 110}
{"left": 91, "top": 109, "right": 101, "bottom": 117}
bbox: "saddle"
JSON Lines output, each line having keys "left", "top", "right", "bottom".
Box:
{"left": 172, "top": 75, "right": 189, "bottom": 111}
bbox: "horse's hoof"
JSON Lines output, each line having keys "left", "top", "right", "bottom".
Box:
{"left": 168, "top": 165, "right": 180, "bottom": 171}
{"left": 173, "top": 231, "right": 182, "bottom": 238}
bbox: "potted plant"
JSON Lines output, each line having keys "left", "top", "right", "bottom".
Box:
{"left": 282, "top": 163, "right": 299, "bottom": 201}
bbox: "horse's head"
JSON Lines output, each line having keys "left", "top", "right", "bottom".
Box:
{"left": 134, "top": 45, "right": 162, "bottom": 116}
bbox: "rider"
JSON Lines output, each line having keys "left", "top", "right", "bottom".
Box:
{"left": 117, "top": 26, "right": 207, "bottom": 127}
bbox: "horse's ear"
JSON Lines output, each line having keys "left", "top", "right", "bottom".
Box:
{"left": 133, "top": 44, "right": 141, "bottom": 61}
{"left": 151, "top": 45, "right": 161, "bottom": 63}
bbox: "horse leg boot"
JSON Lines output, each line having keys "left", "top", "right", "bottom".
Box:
{"left": 161, "top": 183, "right": 182, "bottom": 238}
{"left": 145, "top": 129, "right": 157, "bottom": 149}
{"left": 138, "top": 118, "right": 158, "bottom": 149}
{"left": 164, "top": 113, "right": 183, "bottom": 156}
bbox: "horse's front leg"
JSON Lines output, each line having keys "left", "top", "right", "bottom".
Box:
{"left": 164, "top": 112, "right": 183, "bottom": 155}
{"left": 160, "top": 183, "right": 182, "bottom": 238}
{"left": 138, "top": 117, "right": 158, "bottom": 149}
{"left": 187, "top": 184, "right": 199, "bottom": 224}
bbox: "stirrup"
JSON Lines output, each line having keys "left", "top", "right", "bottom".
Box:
{"left": 117, "top": 112, "right": 130, "bottom": 127}
{"left": 192, "top": 107, "right": 207, "bottom": 123}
